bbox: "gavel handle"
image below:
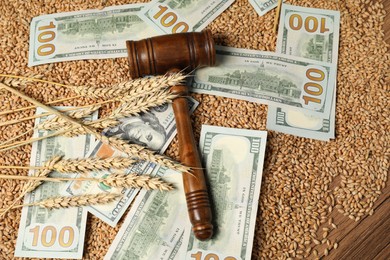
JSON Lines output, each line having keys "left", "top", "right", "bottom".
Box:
{"left": 170, "top": 84, "right": 213, "bottom": 241}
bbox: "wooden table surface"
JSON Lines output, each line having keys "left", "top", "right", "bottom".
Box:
{"left": 324, "top": 1, "right": 389, "bottom": 259}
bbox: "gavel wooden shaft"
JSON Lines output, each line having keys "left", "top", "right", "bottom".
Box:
{"left": 171, "top": 85, "right": 213, "bottom": 241}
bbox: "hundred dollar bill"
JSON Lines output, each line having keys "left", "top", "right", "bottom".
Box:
{"left": 191, "top": 45, "right": 337, "bottom": 118}
{"left": 139, "top": 0, "right": 234, "bottom": 34}
{"left": 276, "top": 4, "right": 340, "bottom": 64}
{"left": 267, "top": 4, "right": 340, "bottom": 140}
{"left": 104, "top": 168, "right": 189, "bottom": 260}
{"left": 184, "top": 125, "right": 267, "bottom": 259}
{"left": 14, "top": 107, "right": 97, "bottom": 259}
{"left": 249, "top": 0, "right": 284, "bottom": 16}
{"left": 66, "top": 99, "right": 198, "bottom": 227}
{"left": 28, "top": 3, "right": 159, "bottom": 66}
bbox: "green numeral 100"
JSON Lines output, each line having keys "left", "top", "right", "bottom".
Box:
{"left": 36, "top": 21, "right": 56, "bottom": 56}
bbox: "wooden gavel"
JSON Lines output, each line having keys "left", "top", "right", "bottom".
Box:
{"left": 126, "top": 30, "right": 215, "bottom": 241}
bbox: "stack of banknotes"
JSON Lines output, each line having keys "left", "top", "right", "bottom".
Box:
{"left": 15, "top": 105, "right": 268, "bottom": 259}
{"left": 23, "top": 1, "right": 341, "bottom": 258}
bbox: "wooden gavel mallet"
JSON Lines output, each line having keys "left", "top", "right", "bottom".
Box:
{"left": 126, "top": 30, "right": 215, "bottom": 241}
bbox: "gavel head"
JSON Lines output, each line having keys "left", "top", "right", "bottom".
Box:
{"left": 126, "top": 30, "right": 215, "bottom": 78}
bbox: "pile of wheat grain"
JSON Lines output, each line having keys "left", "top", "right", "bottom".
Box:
{"left": 0, "top": 0, "right": 388, "bottom": 259}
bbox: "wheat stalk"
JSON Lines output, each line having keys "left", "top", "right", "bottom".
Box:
{"left": 102, "top": 173, "right": 174, "bottom": 191}
{"left": 0, "top": 128, "right": 34, "bottom": 147}
{"left": 2, "top": 193, "right": 123, "bottom": 211}
{"left": 273, "top": 0, "right": 283, "bottom": 33}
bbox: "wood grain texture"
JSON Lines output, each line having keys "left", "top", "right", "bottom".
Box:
{"left": 325, "top": 179, "right": 390, "bottom": 259}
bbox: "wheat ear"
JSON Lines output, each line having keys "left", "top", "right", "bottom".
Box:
{"left": 0, "top": 173, "right": 173, "bottom": 191}
{"left": 102, "top": 173, "right": 174, "bottom": 191}
{"left": 3, "top": 193, "right": 122, "bottom": 211}
{"left": 52, "top": 156, "right": 138, "bottom": 173}
{"left": 103, "top": 136, "right": 191, "bottom": 173}
{"left": 114, "top": 90, "right": 178, "bottom": 117}
{"left": 0, "top": 156, "right": 61, "bottom": 218}
{"left": 0, "top": 157, "right": 138, "bottom": 173}
{"left": 71, "top": 73, "right": 186, "bottom": 99}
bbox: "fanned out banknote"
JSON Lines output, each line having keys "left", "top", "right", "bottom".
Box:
{"left": 182, "top": 125, "right": 267, "bottom": 259}
{"left": 28, "top": 3, "right": 160, "bottom": 66}
{"left": 104, "top": 168, "right": 189, "bottom": 260}
{"left": 267, "top": 4, "right": 340, "bottom": 140}
{"left": 139, "top": 0, "right": 234, "bottom": 34}
{"left": 14, "top": 107, "right": 97, "bottom": 259}
{"left": 66, "top": 99, "right": 198, "bottom": 227}
{"left": 249, "top": 0, "right": 284, "bottom": 16}
{"left": 28, "top": 1, "right": 235, "bottom": 66}
{"left": 191, "top": 45, "right": 337, "bottom": 118}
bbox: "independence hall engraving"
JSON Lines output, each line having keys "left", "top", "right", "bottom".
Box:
{"left": 208, "top": 63, "right": 301, "bottom": 99}
{"left": 57, "top": 15, "right": 143, "bottom": 35}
